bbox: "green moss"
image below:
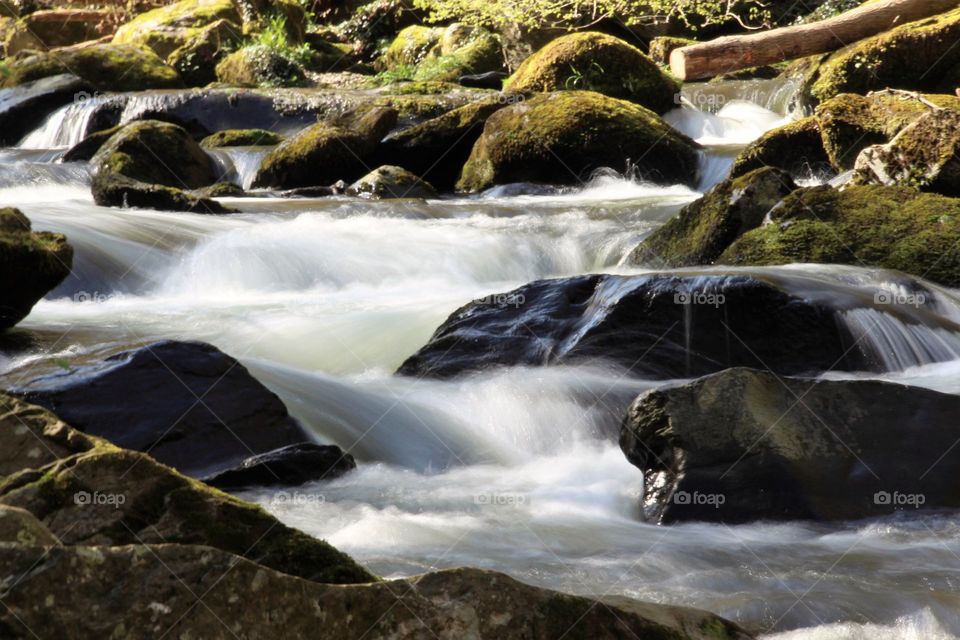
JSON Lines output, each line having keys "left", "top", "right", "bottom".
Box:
{"left": 1, "top": 44, "right": 182, "bottom": 91}
{"left": 379, "top": 25, "right": 441, "bottom": 69}
{"left": 815, "top": 92, "right": 960, "bottom": 169}
{"left": 731, "top": 116, "right": 831, "bottom": 178}
{"left": 505, "top": 32, "right": 680, "bottom": 115}
{"left": 201, "top": 128, "right": 284, "bottom": 147}
{"left": 457, "top": 90, "right": 698, "bottom": 192}
{"left": 412, "top": 29, "right": 501, "bottom": 82}
{"left": 215, "top": 44, "right": 307, "bottom": 87}
{"left": 720, "top": 184, "right": 960, "bottom": 285}
{"left": 647, "top": 36, "right": 695, "bottom": 66}
{"left": 112, "top": 0, "right": 240, "bottom": 59}
{"left": 632, "top": 168, "right": 796, "bottom": 267}
{"left": 809, "top": 8, "right": 960, "bottom": 103}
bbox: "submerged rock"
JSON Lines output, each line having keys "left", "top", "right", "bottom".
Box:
{"left": 398, "top": 273, "right": 875, "bottom": 380}
{"left": 0, "top": 547, "right": 752, "bottom": 639}
{"left": 505, "top": 32, "right": 680, "bottom": 115}
{"left": 0, "top": 208, "right": 73, "bottom": 330}
{"left": 16, "top": 340, "right": 312, "bottom": 480}
{"left": 621, "top": 368, "right": 960, "bottom": 523}
{"left": 719, "top": 184, "right": 960, "bottom": 287}
{"left": 204, "top": 442, "right": 356, "bottom": 489}
{"left": 0, "top": 43, "right": 182, "bottom": 91}
{"left": 457, "top": 91, "right": 699, "bottom": 192}
{"left": 631, "top": 167, "right": 796, "bottom": 267}
{"left": 90, "top": 119, "right": 234, "bottom": 212}
{"left": 347, "top": 164, "right": 436, "bottom": 199}
{"left": 0, "top": 73, "right": 91, "bottom": 146}
{"left": 0, "top": 392, "right": 374, "bottom": 583}
{"left": 251, "top": 104, "right": 397, "bottom": 189}
{"left": 853, "top": 109, "right": 960, "bottom": 196}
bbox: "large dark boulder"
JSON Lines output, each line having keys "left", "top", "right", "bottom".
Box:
{"left": 204, "top": 442, "right": 356, "bottom": 489}
{"left": 397, "top": 273, "right": 883, "bottom": 380}
{"left": 620, "top": 368, "right": 960, "bottom": 523}
{"left": 0, "top": 73, "right": 91, "bottom": 145}
{"left": 15, "top": 340, "right": 313, "bottom": 479}
{"left": 0, "top": 208, "right": 73, "bottom": 330}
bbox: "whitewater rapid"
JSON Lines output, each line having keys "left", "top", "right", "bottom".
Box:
{"left": 3, "top": 79, "right": 960, "bottom": 639}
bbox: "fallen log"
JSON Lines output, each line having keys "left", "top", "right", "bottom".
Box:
{"left": 670, "top": 0, "right": 960, "bottom": 81}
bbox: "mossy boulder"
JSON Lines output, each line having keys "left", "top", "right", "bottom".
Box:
{"left": 730, "top": 116, "right": 831, "bottom": 179}
{"left": 347, "top": 165, "right": 436, "bottom": 199}
{"left": 0, "top": 208, "right": 72, "bottom": 330}
{"left": 412, "top": 24, "right": 502, "bottom": 83}
{"left": 505, "top": 32, "right": 680, "bottom": 115}
{"left": 215, "top": 44, "right": 307, "bottom": 87}
{"left": 379, "top": 24, "right": 442, "bottom": 69}
{"left": 719, "top": 184, "right": 960, "bottom": 286}
{"left": 813, "top": 92, "right": 960, "bottom": 170}
{"left": 201, "top": 127, "right": 284, "bottom": 147}
{"left": 167, "top": 17, "right": 243, "bottom": 87}
{"left": 5, "top": 9, "right": 114, "bottom": 57}
{"left": 61, "top": 124, "right": 123, "bottom": 162}
{"left": 632, "top": 168, "right": 796, "bottom": 267}
{"left": 91, "top": 120, "right": 233, "bottom": 213}
{"left": 853, "top": 108, "right": 960, "bottom": 196}
{"left": 807, "top": 8, "right": 960, "bottom": 103}
{"left": 251, "top": 105, "right": 398, "bottom": 189}
{"left": 112, "top": 0, "right": 241, "bottom": 61}
{"left": 375, "top": 97, "right": 507, "bottom": 190}
{"left": 647, "top": 36, "right": 695, "bottom": 66}
{"left": 0, "top": 43, "right": 182, "bottom": 91}
{"left": 457, "top": 90, "right": 699, "bottom": 192}
{"left": 0, "top": 392, "right": 374, "bottom": 584}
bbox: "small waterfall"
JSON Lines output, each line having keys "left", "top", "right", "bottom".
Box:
{"left": 207, "top": 147, "right": 271, "bottom": 190}
{"left": 17, "top": 97, "right": 107, "bottom": 150}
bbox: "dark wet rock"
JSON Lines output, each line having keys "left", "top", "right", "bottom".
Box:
{"left": 458, "top": 70, "right": 508, "bottom": 89}
{"left": 631, "top": 168, "right": 796, "bottom": 267}
{"left": 15, "top": 340, "right": 313, "bottom": 479}
{"left": 347, "top": 164, "right": 436, "bottom": 199}
{"left": 90, "top": 119, "right": 235, "bottom": 213}
{"left": 203, "top": 442, "right": 356, "bottom": 489}
{"left": 621, "top": 367, "right": 960, "bottom": 523}
{"left": 0, "top": 208, "right": 73, "bottom": 331}
{"left": 398, "top": 273, "right": 875, "bottom": 380}
{"left": 0, "top": 547, "right": 753, "bottom": 639}
{"left": 0, "top": 43, "right": 182, "bottom": 91}
{"left": 0, "top": 392, "right": 374, "bottom": 583}
{"left": 853, "top": 108, "right": 960, "bottom": 196}
{"left": 374, "top": 97, "right": 506, "bottom": 190}
{"left": 457, "top": 91, "right": 699, "bottom": 192}
{"left": 60, "top": 123, "right": 122, "bottom": 162}
{"left": 505, "top": 32, "right": 680, "bottom": 114}
{"left": 0, "top": 73, "right": 91, "bottom": 145}
{"left": 251, "top": 104, "right": 398, "bottom": 189}
{"left": 719, "top": 184, "right": 960, "bottom": 287}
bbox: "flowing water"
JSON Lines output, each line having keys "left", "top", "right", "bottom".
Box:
{"left": 3, "top": 80, "right": 960, "bottom": 639}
